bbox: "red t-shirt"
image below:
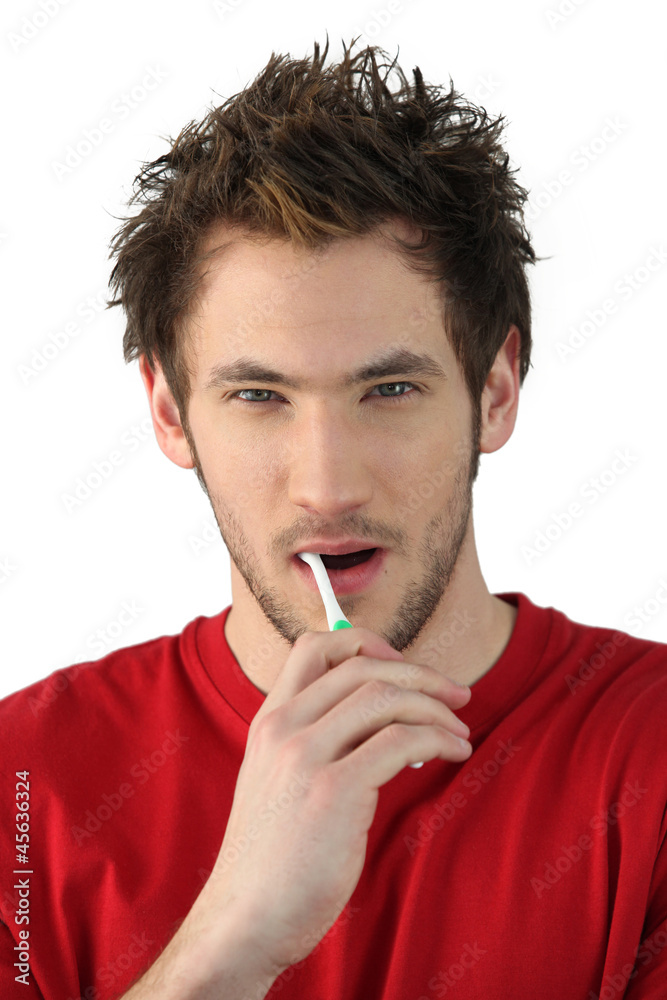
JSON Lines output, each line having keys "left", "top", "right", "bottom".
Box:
{"left": 1, "top": 592, "right": 666, "bottom": 999}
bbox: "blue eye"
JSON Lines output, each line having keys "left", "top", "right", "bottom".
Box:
{"left": 231, "top": 382, "right": 420, "bottom": 405}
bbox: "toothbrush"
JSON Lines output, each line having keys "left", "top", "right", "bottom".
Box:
{"left": 296, "top": 551, "right": 353, "bottom": 630}
{"left": 296, "top": 551, "right": 423, "bottom": 768}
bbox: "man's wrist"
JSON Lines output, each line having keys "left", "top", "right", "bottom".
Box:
{"left": 181, "top": 897, "right": 285, "bottom": 996}
{"left": 122, "top": 895, "right": 283, "bottom": 999}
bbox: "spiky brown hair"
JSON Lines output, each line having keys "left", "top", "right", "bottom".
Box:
{"left": 107, "top": 34, "right": 536, "bottom": 445}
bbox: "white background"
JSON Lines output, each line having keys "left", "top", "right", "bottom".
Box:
{"left": 1, "top": 0, "right": 665, "bottom": 699}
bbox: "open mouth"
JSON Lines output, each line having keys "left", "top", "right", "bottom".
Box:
{"left": 318, "top": 548, "right": 377, "bottom": 571}
{"left": 293, "top": 546, "right": 386, "bottom": 595}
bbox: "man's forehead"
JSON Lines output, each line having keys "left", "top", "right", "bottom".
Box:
{"left": 186, "top": 217, "right": 448, "bottom": 381}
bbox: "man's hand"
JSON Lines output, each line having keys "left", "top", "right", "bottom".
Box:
{"left": 193, "top": 625, "right": 472, "bottom": 984}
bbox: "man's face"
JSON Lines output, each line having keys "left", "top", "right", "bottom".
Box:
{"left": 174, "top": 219, "right": 480, "bottom": 652}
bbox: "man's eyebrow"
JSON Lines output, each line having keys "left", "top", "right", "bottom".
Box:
{"left": 203, "top": 347, "right": 448, "bottom": 392}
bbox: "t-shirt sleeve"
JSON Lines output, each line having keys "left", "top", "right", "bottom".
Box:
{"left": 0, "top": 917, "right": 45, "bottom": 999}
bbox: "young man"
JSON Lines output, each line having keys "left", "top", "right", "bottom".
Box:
{"left": 1, "top": 37, "right": 665, "bottom": 1000}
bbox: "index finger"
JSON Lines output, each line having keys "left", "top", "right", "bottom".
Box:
{"left": 266, "top": 626, "right": 406, "bottom": 709}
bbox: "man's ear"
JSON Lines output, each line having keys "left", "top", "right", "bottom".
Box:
{"left": 479, "top": 324, "right": 521, "bottom": 455}
{"left": 139, "top": 354, "right": 194, "bottom": 470}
